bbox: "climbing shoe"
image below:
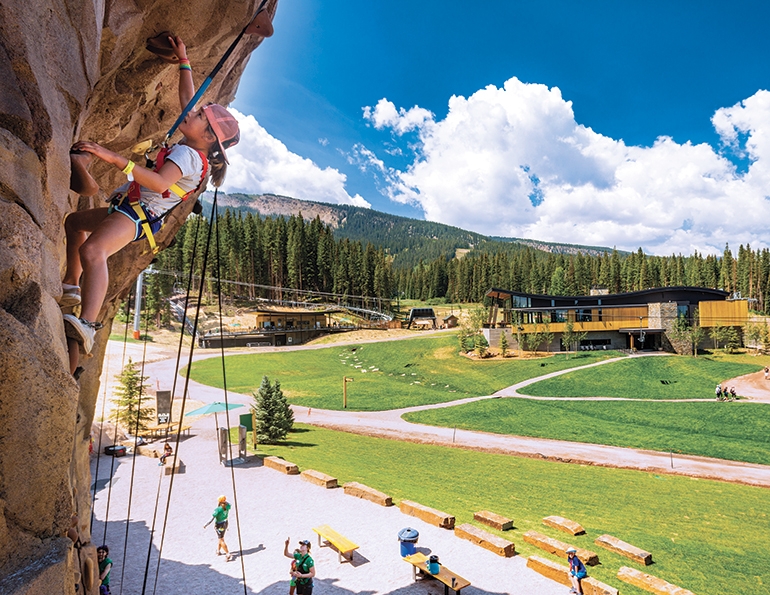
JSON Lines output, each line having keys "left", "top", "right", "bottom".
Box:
{"left": 63, "top": 314, "right": 101, "bottom": 355}
{"left": 59, "top": 284, "right": 81, "bottom": 307}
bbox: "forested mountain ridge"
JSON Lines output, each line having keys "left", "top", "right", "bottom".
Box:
{"left": 202, "top": 192, "right": 618, "bottom": 266}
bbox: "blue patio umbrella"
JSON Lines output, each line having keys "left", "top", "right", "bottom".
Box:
{"left": 185, "top": 401, "right": 244, "bottom": 430}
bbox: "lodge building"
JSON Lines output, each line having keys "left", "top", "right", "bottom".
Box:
{"left": 484, "top": 286, "right": 748, "bottom": 354}
{"left": 198, "top": 307, "right": 345, "bottom": 349}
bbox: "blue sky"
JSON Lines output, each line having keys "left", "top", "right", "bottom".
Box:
{"left": 223, "top": 0, "right": 770, "bottom": 255}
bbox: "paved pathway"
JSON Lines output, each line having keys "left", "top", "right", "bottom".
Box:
{"left": 89, "top": 420, "right": 563, "bottom": 595}
{"left": 129, "top": 342, "right": 770, "bottom": 489}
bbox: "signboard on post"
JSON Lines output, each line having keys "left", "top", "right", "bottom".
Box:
{"left": 156, "top": 390, "right": 171, "bottom": 425}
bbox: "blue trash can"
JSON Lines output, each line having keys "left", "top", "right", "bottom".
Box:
{"left": 398, "top": 527, "right": 419, "bottom": 557}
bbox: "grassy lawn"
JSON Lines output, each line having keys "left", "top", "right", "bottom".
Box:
{"left": 187, "top": 334, "right": 620, "bottom": 410}
{"left": 252, "top": 424, "right": 770, "bottom": 595}
{"left": 405, "top": 399, "right": 770, "bottom": 465}
{"left": 521, "top": 354, "right": 761, "bottom": 399}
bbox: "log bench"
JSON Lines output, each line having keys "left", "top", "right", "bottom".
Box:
{"left": 399, "top": 500, "right": 455, "bottom": 529}
{"left": 523, "top": 530, "right": 599, "bottom": 565}
{"left": 454, "top": 523, "right": 515, "bottom": 557}
{"left": 618, "top": 566, "right": 696, "bottom": 595}
{"left": 404, "top": 552, "right": 471, "bottom": 595}
{"left": 312, "top": 524, "right": 359, "bottom": 563}
{"left": 596, "top": 534, "right": 652, "bottom": 565}
{"left": 543, "top": 515, "right": 585, "bottom": 535}
{"left": 301, "top": 469, "right": 338, "bottom": 488}
{"left": 343, "top": 482, "right": 392, "bottom": 506}
{"left": 526, "top": 556, "right": 619, "bottom": 595}
{"left": 262, "top": 456, "right": 299, "bottom": 475}
{"left": 474, "top": 510, "right": 513, "bottom": 531}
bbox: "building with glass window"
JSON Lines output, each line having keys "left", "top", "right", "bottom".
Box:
{"left": 484, "top": 286, "right": 748, "bottom": 354}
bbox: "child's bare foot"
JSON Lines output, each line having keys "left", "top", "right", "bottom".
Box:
{"left": 69, "top": 150, "right": 99, "bottom": 196}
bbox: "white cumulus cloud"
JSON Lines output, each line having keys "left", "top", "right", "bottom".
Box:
{"left": 364, "top": 79, "right": 770, "bottom": 254}
{"left": 222, "top": 110, "right": 369, "bottom": 207}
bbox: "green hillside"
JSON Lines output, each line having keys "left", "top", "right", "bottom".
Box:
{"left": 201, "top": 191, "right": 618, "bottom": 267}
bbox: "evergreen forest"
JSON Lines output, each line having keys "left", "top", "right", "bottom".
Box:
{"left": 146, "top": 209, "right": 770, "bottom": 320}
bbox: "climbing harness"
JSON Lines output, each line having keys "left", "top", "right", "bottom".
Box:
{"left": 122, "top": 0, "right": 273, "bottom": 256}
{"left": 112, "top": 146, "right": 208, "bottom": 254}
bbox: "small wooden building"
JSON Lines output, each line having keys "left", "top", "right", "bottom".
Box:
{"left": 443, "top": 314, "right": 459, "bottom": 328}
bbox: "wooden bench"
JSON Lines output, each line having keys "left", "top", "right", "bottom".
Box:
{"left": 595, "top": 534, "right": 653, "bottom": 565}
{"left": 343, "top": 482, "right": 392, "bottom": 506}
{"left": 262, "top": 456, "right": 299, "bottom": 475}
{"left": 404, "top": 552, "right": 471, "bottom": 595}
{"left": 474, "top": 510, "right": 513, "bottom": 531}
{"left": 312, "top": 524, "right": 359, "bottom": 563}
{"left": 301, "top": 469, "right": 338, "bottom": 488}
{"left": 526, "top": 556, "right": 619, "bottom": 595}
{"left": 454, "top": 523, "right": 515, "bottom": 557}
{"left": 523, "top": 530, "right": 599, "bottom": 565}
{"left": 618, "top": 566, "right": 695, "bottom": 595}
{"left": 400, "top": 500, "right": 455, "bottom": 529}
{"left": 543, "top": 515, "right": 585, "bottom": 535}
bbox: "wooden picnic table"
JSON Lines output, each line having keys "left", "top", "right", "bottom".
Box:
{"left": 404, "top": 552, "right": 471, "bottom": 595}
{"left": 138, "top": 422, "right": 192, "bottom": 439}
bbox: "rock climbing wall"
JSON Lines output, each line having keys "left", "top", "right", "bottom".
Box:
{"left": 0, "top": 0, "right": 276, "bottom": 592}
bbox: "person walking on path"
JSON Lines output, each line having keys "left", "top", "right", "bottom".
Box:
{"left": 283, "top": 538, "right": 303, "bottom": 595}
{"left": 204, "top": 495, "right": 233, "bottom": 560}
{"left": 567, "top": 547, "right": 586, "bottom": 594}
{"left": 97, "top": 545, "right": 113, "bottom": 595}
{"left": 289, "top": 538, "right": 315, "bottom": 595}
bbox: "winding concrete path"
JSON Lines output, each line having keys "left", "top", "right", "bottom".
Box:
{"left": 129, "top": 341, "right": 770, "bottom": 489}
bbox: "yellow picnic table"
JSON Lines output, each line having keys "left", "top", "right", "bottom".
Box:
{"left": 404, "top": 552, "right": 471, "bottom": 595}
{"left": 312, "top": 524, "right": 359, "bottom": 562}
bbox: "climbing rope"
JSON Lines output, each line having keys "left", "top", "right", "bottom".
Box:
{"left": 140, "top": 205, "right": 205, "bottom": 595}
{"left": 118, "top": 302, "right": 153, "bottom": 595}
{"left": 95, "top": 290, "right": 135, "bottom": 546}
{"left": 150, "top": 192, "right": 218, "bottom": 595}
{"left": 163, "top": 0, "right": 270, "bottom": 145}
{"left": 213, "top": 196, "right": 249, "bottom": 594}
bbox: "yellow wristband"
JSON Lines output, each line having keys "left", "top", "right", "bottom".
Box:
{"left": 122, "top": 160, "right": 136, "bottom": 181}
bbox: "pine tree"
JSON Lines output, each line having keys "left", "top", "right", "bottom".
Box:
{"left": 112, "top": 358, "right": 155, "bottom": 433}
{"left": 500, "top": 331, "right": 509, "bottom": 357}
{"left": 252, "top": 376, "right": 294, "bottom": 444}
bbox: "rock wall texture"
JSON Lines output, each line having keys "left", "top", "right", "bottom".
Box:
{"left": 0, "top": 0, "right": 276, "bottom": 591}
